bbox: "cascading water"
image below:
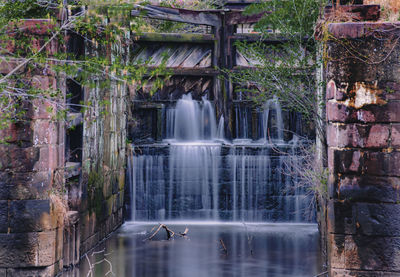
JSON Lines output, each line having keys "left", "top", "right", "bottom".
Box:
{"left": 261, "top": 96, "right": 284, "bottom": 143}
{"left": 128, "top": 93, "right": 311, "bottom": 222}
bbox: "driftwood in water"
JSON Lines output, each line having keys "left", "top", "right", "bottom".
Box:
{"left": 145, "top": 224, "right": 189, "bottom": 241}
{"left": 219, "top": 239, "right": 228, "bottom": 255}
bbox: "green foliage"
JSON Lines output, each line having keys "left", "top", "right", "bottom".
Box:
{"left": 0, "top": 0, "right": 58, "bottom": 20}
{"left": 0, "top": 0, "right": 172, "bottom": 135}
{"left": 228, "top": 0, "right": 327, "bottom": 135}
{"left": 247, "top": 0, "right": 325, "bottom": 39}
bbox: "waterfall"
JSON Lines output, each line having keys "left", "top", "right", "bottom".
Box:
{"left": 128, "top": 93, "right": 312, "bottom": 222}
{"left": 262, "top": 96, "right": 284, "bottom": 143}
{"left": 217, "top": 115, "right": 224, "bottom": 140}
{"left": 167, "top": 94, "right": 217, "bottom": 141}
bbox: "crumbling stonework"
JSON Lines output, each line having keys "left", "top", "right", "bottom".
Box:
{"left": 326, "top": 21, "right": 400, "bottom": 276}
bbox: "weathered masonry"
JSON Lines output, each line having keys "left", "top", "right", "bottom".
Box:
{"left": 324, "top": 3, "right": 400, "bottom": 276}
{"left": 0, "top": 18, "right": 126, "bottom": 275}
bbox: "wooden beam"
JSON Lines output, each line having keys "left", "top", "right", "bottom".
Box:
{"left": 144, "top": 67, "right": 219, "bottom": 77}
{"left": 231, "top": 33, "right": 312, "bottom": 43}
{"left": 131, "top": 5, "right": 221, "bottom": 27}
{"left": 131, "top": 32, "right": 215, "bottom": 44}
{"left": 226, "top": 10, "right": 268, "bottom": 25}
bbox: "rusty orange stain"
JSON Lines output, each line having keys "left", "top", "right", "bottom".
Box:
{"left": 334, "top": 81, "right": 386, "bottom": 108}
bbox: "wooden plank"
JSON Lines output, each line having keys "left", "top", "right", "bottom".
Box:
{"left": 180, "top": 47, "right": 212, "bottom": 68}
{"left": 131, "top": 5, "right": 221, "bottom": 27}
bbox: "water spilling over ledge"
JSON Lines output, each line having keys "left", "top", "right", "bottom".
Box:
{"left": 127, "top": 94, "right": 313, "bottom": 222}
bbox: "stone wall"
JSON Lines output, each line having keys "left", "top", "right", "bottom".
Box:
{"left": 0, "top": 19, "right": 127, "bottom": 275}
{"left": 79, "top": 80, "right": 127, "bottom": 254}
{"left": 69, "top": 28, "right": 128, "bottom": 263}
{"left": 326, "top": 22, "right": 400, "bottom": 276}
{"left": 0, "top": 19, "right": 65, "bottom": 276}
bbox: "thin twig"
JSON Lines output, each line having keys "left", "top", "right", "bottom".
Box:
{"left": 85, "top": 253, "right": 93, "bottom": 277}
{"left": 219, "top": 239, "right": 228, "bottom": 255}
{"left": 145, "top": 223, "right": 163, "bottom": 241}
{"left": 313, "top": 271, "right": 328, "bottom": 277}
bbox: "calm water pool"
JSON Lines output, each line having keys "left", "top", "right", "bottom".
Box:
{"left": 65, "top": 222, "right": 322, "bottom": 277}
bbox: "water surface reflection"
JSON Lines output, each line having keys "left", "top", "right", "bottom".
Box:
{"left": 67, "top": 222, "right": 322, "bottom": 277}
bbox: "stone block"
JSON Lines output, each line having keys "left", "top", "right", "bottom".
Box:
{"left": 356, "top": 203, "right": 400, "bottom": 236}
{"left": 112, "top": 194, "right": 118, "bottom": 213}
{"left": 9, "top": 199, "right": 56, "bottom": 232}
{"left": 117, "top": 208, "right": 123, "bottom": 225}
{"left": 9, "top": 19, "right": 56, "bottom": 36}
{"left": 0, "top": 233, "right": 38, "bottom": 267}
{"left": 1, "top": 145, "right": 40, "bottom": 172}
{"left": 102, "top": 176, "right": 113, "bottom": 199}
{"left": 118, "top": 169, "right": 125, "bottom": 191}
{"left": 0, "top": 201, "right": 8, "bottom": 233}
{"left": 0, "top": 175, "right": 9, "bottom": 199}
{"left": 324, "top": 5, "right": 380, "bottom": 22}
{"left": 391, "top": 124, "right": 400, "bottom": 148}
{"left": 0, "top": 269, "right": 5, "bottom": 277}
{"left": 117, "top": 191, "right": 124, "bottom": 210}
{"left": 28, "top": 99, "right": 58, "bottom": 120}
{"left": 327, "top": 123, "right": 390, "bottom": 148}
{"left": 30, "top": 76, "right": 58, "bottom": 91}
{"left": 331, "top": 269, "right": 400, "bottom": 277}
{"left": 334, "top": 175, "right": 400, "bottom": 203}
{"left": 2, "top": 171, "right": 52, "bottom": 200}
{"left": 0, "top": 148, "right": 11, "bottom": 172}
{"left": 6, "top": 264, "right": 58, "bottom": 277}
{"left": 363, "top": 151, "right": 400, "bottom": 177}
{"left": 112, "top": 175, "right": 119, "bottom": 195}
{"left": 38, "top": 230, "right": 57, "bottom": 266}
{"left": 379, "top": 82, "right": 400, "bottom": 101}
{"left": 80, "top": 212, "right": 90, "bottom": 242}
{"left": 89, "top": 212, "right": 97, "bottom": 236}
{"left": 328, "top": 200, "right": 356, "bottom": 235}
{"left": 327, "top": 101, "right": 400, "bottom": 123}
{"left": 34, "top": 145, "right": 61, "bottom": 171}
{"left": 344, "top": 236, "right": 400, "bottom": 271}
{"left": 32, "top": 120, "right": 58, "bottom": 146}
{"left": 331, "top": 149, "right": 400, "bottom": 176}
{"left": 329, "top": 234, "right": 345, "bottom": 269}
{"left": 0, "top": 121, "right": 32, "bottom": 145}
{"left": 331, "top": 149, "right": 362, "bottom": 174}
